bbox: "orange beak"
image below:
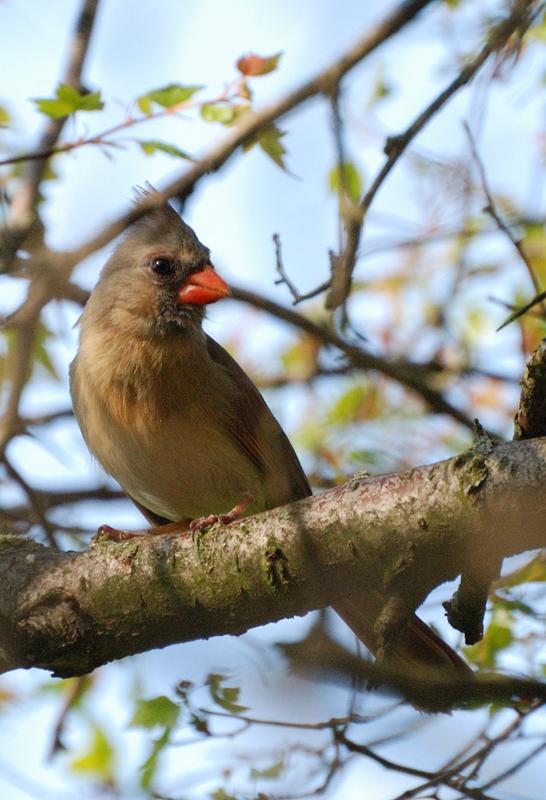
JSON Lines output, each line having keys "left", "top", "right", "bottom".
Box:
{"left": 176, "top": 265, "right": 231, "bottom": 306}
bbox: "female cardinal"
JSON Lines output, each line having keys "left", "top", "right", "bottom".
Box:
{"left": 70, "top": 201, "right": 469, "bottom": 675}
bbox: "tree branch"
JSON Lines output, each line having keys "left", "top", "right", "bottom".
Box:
{"left": 230, "top": 286, "right": 488, "bottom": 433}
{"left": 1, "top": 437, "right": 545, "bottom": 679}
{"left": 2, "top": 0, "right": 101, "bottom": 265}
{"left": 514, "top": 338, "right": 546, "bottom": 440}
{"left": 67, "top": 0, "right": 435, "bottom": 267}
{"left": 326, "top": 0, "right": 541, "bottom": 310}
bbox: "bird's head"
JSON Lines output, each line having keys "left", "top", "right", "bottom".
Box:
{"left": 86, "top": 203, "right": 230, "bottom": 339}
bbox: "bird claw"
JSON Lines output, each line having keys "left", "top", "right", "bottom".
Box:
{"left": 189, "top": 514, "right": 220, "bottom": 535}
{"left": 94, "top": 524, "right": 143, "bottom": 542}
{"left": 189, "top": 492, "right": 256, "bottom": 538}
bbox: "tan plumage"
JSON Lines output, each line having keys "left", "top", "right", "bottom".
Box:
{"left": 70, "top": 202, "right": 469, "bottom": 675}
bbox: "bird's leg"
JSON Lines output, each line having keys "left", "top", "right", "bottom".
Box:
{"left": 97, "top": 491, "right": 255, "bottom": 541}
{"left": 97, "top": 519, "right": 193, "bottom": 541}
{"left": 189, "top": 491, "right": 255, "bottom": 534}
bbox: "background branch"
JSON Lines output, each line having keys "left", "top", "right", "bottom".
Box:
{"left": 66, "top": 0, "right": 434, "bottom": 267}
{"left": 326, "top": 0, "right": 540, "bottom": 310}
{"left": 3, "top": 0, "right": 101, "bottom": 264}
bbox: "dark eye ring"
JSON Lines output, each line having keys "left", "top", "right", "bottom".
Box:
{"left": 151, "top": 257, "right": 173, "bottom": 276}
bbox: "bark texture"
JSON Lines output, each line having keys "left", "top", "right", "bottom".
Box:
{"left": 1, "top": 437, "right": 545, "bottom": 678}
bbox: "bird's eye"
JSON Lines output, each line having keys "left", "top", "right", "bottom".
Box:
{"left": 151, "top": 257, "right": 173, "bottom": 276}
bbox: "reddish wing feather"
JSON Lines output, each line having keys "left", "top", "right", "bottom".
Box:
{"left": 205, "top": 335, "right": 312, "bottom": 507}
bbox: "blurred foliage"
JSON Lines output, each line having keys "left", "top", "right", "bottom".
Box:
{"left": 34, "top": 84, "right": 104, "bottom": 118}
{"left": 2, "top": 0, "right": 546, "bottom": 799}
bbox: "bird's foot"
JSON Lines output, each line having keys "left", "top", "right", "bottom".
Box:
{"left": 95, "top": 520, "right": 192, "bottom": 542}
{"left": 189, "top": 491, "right": 255, "bottom": 536}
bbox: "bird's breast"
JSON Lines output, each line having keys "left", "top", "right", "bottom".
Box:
{"left": 71, "top": 342, "right": 266, "bottom": 522}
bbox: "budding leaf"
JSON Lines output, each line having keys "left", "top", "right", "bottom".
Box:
{"left": 34, "top": 85, "right": 104, "bottom": 118}
{"left": 201, "top": 103, "right": 247, "bottom": 124}
{"left": 236, "top": 51, "right": 282, "bottom": 76}
{"left": 329, "top": 160, "right": 362, "bottom": 204}
{"left": 141, "top": 84, "right": 204, "bottom": 110}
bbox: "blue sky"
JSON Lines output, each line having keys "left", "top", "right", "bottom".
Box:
{"left": 1, "top": 2, "right": 546, "bottom": 798}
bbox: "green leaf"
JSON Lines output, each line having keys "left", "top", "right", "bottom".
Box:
{"left": 139, "top": 728, "right": 169, "bottom": 789}
{"left": 464, "top": 609, "right": 514, "bottom": 669}
{"left": 201, "top": 103, "right": 247, "bottom": 124}
{"left": 0, "top": 106, "right": 11, "bottom": 128}
{"left": 206, "top": 674, "right": 249, "bottom": 715}
{"left": 236, "top": 51, "right": 282, "bottom": 76}
{"left": 130, "top": 695, "right": 180, "bottom": 730}
{"left": 521, "top": 223, "right": 546, "bottom": 284}
{"left": 243, "top": 123, "right": 288, "bottom": 170}
{"left": 327, "top": 383, "right": 381, "bottom": 425}
{"left": 329, "top": 160, "right": 362, "bottom": 204}
{"left": 0, "top": 322, "right": 57, "bottom": 384}
{"left": 250, "top": 760, "right": 285, "bottom": 780}
{"left": 211, "top": 789, "right": 239, "bottom": 800}
{"left": 138, "top": 139, "right": 193, "bottom": 160}
{"left": 497, "top": 553, "right": 546, "bottom": 587}
{"left": 367, "top": 65, "right": 395, "bottom": 111}
{"left": 33, "top": 85, "right": 104, "bottom": 118}
{"left": 34, "top": 320, "right": 58, "bottom": 379}
{"left": 70, "top": 724, "right": 115, "bottom": 781}
{"left": 141, "top": 83, "right": 204, "bottom": 109}
{"left": 137, "top": 94, "right": 152, "bottom": 114}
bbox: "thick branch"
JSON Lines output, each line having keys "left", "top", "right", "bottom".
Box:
{"left": 514, "top": 338, "right": 546, "bottom": 440}
{"left": 0, "top": 438, "right": 545, "bottom": 678}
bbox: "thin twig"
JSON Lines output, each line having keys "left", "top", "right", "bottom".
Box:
{"left": 47, "top": 676, "right": 91, "bottom": 759}
{"left": 2, "top": 457, "right": 59, "bottom": 549}
{"left": 0, "top": 316, "right": 37, "bottom": 459}
{"left": 327, "top": 91, "right": 362, "bottom": 310}
{"left": 326, "top": 0, "right": 541, "bottom": 310}
{"left": 0, "top": 1, "right": 101, "bottom": 460}
{"left": 229, "top": 285, "right": 495, "bottom": 434}
{"left": 67, "top": 0, "right": 435, "bottom": 267}
{"left": 481, "top": 737, "right": 546, "bottom": 790}
{"left": 336, "top": 729, "right": 436, "bottom": 781}
{"left": 273, "top": 232, "right": 331, "bottom": 304}
{"left": 496, "top": 286, "right": 546, "bottom": 331}
{"left": 465, "top": 120, "right": 545, "bottom": 322}
{"left": 5, "top": 0, "right": 101, "bottom": 258}
{"left": 0, "top": 262, "right": 66, "bottom": 457}
{"left": 273, "top": 233, "right": 300, "bottom": 301}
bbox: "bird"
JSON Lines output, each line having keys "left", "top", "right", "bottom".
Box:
{"left": 70, "top": 199, "right": 470, "bottom": 676}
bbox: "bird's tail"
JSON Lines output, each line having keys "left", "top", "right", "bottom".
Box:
{"left": 333, "top": 589, "right": 471, "bottom": 675}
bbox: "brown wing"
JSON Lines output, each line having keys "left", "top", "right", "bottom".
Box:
{"left": 206, "top": 335, "right": 312, "bottom": 508}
